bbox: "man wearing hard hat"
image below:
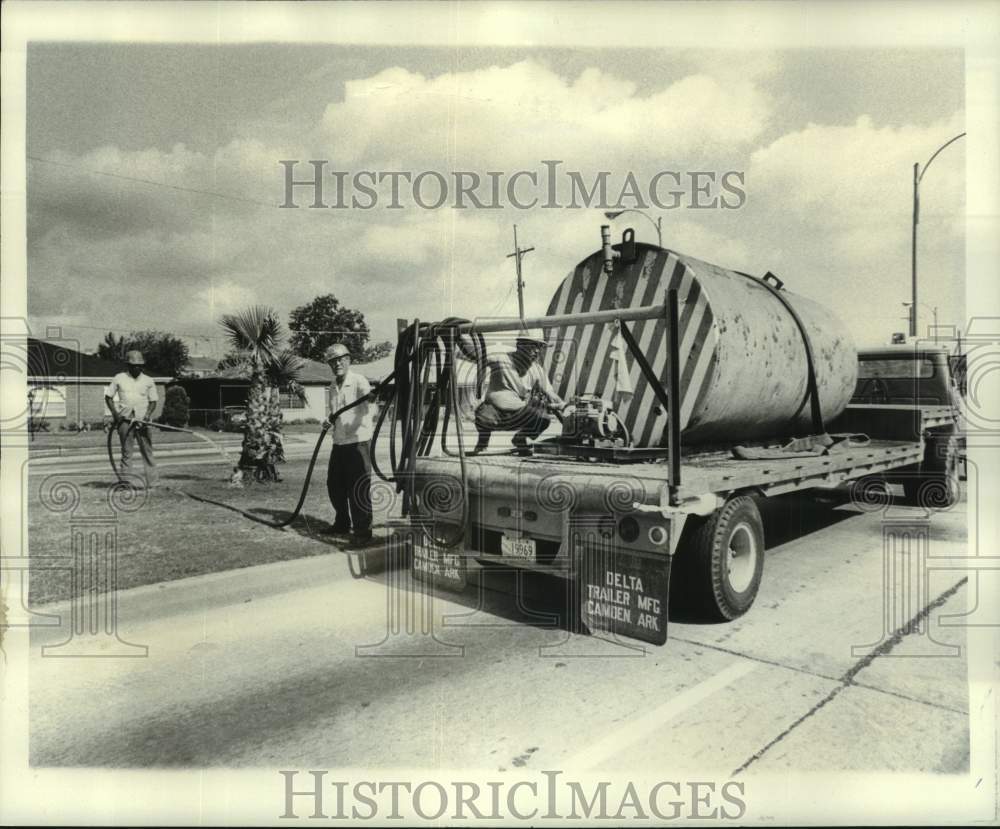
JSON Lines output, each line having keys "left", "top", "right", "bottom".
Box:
{"left": 474, "top": 328, "right": 565, "bottom": 451}
{"left": 323, "top": 343, "right": 375, "bottom": 544}
{"left": 104, "top": 350, "right": 159, "bottom": 487}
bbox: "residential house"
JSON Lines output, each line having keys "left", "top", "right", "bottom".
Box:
{"left": 26, "top": 338, "right": 172, "bottom": 427}
{"left": 180, "top": 356, "right": 222, "bottom": 378}
{"left": 174, "top": 358, "right": 333, "bottom": 426}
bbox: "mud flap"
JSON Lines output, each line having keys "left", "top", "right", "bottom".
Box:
{"left": 410, "top": 522, "right": 468, "bottom": 592}
{"left": 578, "top": 546, "right": 671, "bottom": 645}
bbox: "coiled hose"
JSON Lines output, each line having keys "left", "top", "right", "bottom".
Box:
{"left": 107, "top": 318, "right": 491, "bottom": 530}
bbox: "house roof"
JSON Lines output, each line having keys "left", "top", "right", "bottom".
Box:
{"left": 183, "top": 356, "right": 220, "bottom": 373}
{"left": 26, "top": 338, "right": 172, "bottom": 381}
{"left": 356, "top": 353, "right": 396, "bottom": 382}
{"left": 296, "top": 359, "right": 334, "bottom": 383}
{"left": 189, "top": 356, "right": 333, "bottom": 385}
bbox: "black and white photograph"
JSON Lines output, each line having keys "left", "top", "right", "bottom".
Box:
{"left": 1, "top": 1, "right": 998, "bottom": 825}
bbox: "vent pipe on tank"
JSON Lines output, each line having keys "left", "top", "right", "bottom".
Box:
{"left": 601, "top": 225, "right": 615, "bottom": 275}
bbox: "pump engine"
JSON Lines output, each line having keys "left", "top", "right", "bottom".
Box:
{"left": 560, "top": 394, "right": 631, "bottom": 448}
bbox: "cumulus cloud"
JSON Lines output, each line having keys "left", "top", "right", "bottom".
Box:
{"left": 750, "top": 113, "right": 965, "bottom": 231}
{"left": 26, "top": 55, "right": 964, "bottom": 353}
{"left": 738, "top": 112, "right": 965, "bottom": 343}
{"left": 316, "top": 59, "right": 770, "bottom": 170}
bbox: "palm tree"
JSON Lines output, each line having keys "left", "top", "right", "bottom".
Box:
{"left": 219, "top": 306, "right": 305, "bottom": 484}
{"left": 97, "top": 331, "right": 128, "bottom": 363}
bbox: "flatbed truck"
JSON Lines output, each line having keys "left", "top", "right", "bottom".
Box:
{"left": 394, "top": 238, "right": 961, "bottom": 645}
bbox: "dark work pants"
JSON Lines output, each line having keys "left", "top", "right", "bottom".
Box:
{"left": 327, "top": 441, "right": 373, "bottom": 533}
{"left": 474, "top": 401, "right": 552, "bottom": 452}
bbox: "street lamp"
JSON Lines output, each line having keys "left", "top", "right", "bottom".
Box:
{"left": 911, "top": 132, "right": 965, "bottom": 336}
{"left": 604, "top": 209, "right": 663, "bottom": 248}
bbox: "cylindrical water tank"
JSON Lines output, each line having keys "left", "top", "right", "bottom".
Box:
{"left": 541, "top": 243, "right": 857, "bottom": 446}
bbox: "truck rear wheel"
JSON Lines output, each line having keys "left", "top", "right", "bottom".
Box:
{"left": 678, "top": 495, "right": 765, "bottom": 621}
{"left": 903, "top": 431, "right": 960, "bottom": 508}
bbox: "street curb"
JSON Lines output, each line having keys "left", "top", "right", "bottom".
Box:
{"left": 29, "top": 446, "right": 230, "bottom": 465}
{"left": 24, "top": 542, "right": 553, "bottom": 638}
{"left": 28, "top": 435, "right": 320, "bottom": 465}
{"left": 25, "top": 544, "right": 394, "bottom": 637}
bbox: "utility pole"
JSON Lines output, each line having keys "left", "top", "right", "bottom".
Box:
{"left": 506, "top": 224, "right": 534, "bottom": 322}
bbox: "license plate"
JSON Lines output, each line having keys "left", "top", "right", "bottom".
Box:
{"left": 500, "top": 535, "right": 536, "bottom": 561}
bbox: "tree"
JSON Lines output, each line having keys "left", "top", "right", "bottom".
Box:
{"left": 216, "top": 347, "right": 308, "bottom": 403}
{"left": 360, "top": 339, "right": 394, "bottom": 363}
{"left": 161, "top": 385, "right": 190, "bottom": 427}
{"left": 288, "top": 294, "right": 369, "bottom": 362}
{"left": 219, "top": 306, "right": 304, "bottom": 485}
{"left": 97, "top": 330, "right": 189, "bottom": 377}
{"left": 98, "top": 331, "right": 128, "bottom": 363}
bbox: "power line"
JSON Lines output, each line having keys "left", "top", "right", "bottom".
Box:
{"left": 27, "top": 155, "right": 273, "bottom": 208}
{"left": 294, "top": 327, "right": 369, "bottom": 332}
{"left": 35, "top": 321, "right": 373, "bottom": 339}
{"left": 489, "top": 282, "right": 516, "bottom": 316}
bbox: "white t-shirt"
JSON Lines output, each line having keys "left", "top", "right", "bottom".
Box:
{"left": 105, "top": 372, "right": 158, "bottom": 418}
{"left": 330, "top": 371, "right": 373, "bottom": 444}
{"left": 484, "top": 354, "right": 561, "bottom": 412}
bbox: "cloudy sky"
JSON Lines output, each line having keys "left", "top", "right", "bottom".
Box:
{"left": 26, "top": 44, "right": 964, "bottom": 357}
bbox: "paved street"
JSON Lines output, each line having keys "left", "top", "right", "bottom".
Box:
{"left": 27, "top": 491, "right": 971, "bottom": 773}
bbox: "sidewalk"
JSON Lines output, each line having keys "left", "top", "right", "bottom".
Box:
{"left": 29, "top": 433, "right": 318, "bottom": 465}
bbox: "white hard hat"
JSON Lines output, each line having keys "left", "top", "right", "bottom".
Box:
{"left": 515, "top": 328, "right": 547, "bottom": 346}
{"left": 324, "top": 343, "right": 351, "bottom": 361}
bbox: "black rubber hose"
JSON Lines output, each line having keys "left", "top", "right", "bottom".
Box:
{"left": 104, "top": 318, "right": 491, "bottom": 531}
{"left": 108, "top": 370, "right": 397, "bottom": 530}
{"left": 369, "top": 392, "right": 395, "bottom": 483}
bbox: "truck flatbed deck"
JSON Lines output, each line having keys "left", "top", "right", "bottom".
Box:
{"left": 416, "top": 436, "right": 923, "bottom": 505}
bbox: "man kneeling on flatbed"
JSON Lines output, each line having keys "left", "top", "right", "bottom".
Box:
{"left": 473, "top": 328, "right": 565, "bottom": 452}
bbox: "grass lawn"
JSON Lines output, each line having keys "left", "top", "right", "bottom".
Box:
{"left": 27, "top": 455, "right": 403, "bottom": 605}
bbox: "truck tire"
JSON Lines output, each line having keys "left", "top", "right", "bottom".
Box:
{"left": 677, "top": 495, "right": 765, "bottom": 621}
{"left": 903, "top": 431, "right": 960, "bottom": 508}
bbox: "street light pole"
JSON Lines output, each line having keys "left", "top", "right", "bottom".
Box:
{"left": 910, "top": 162, "right": 918, "bottom": 337}
{"left": 603, "top": 209, "right": 663, "bottom": 247}
{"left": 903, "top": 301, "right": 939, "bottom": 342}
{"left": 910, "top": 131, "right": 965, "bottom": 337}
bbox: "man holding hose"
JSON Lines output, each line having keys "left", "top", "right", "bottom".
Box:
{"left": 104, "top": 350, "right": 158, "bottom": 487}
{"left": 323, "top": 343, "right": 374, "bottom": 545}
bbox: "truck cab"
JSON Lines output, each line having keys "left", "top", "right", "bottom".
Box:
{"left": 852, "top": 344, "right": 962, "bottom": 413}
{"left": 843, "top": 343, "right": 963, "bottom": 502}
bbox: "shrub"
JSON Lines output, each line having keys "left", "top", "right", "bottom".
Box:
{"left": 162, "top": 386, "right": 190, "bottom": 427}
{"left": 210, "top": 418, "right": 226, "bottom": 432}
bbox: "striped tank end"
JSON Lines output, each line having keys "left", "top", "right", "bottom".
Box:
{"left": 542, "top": 246, "right": 718, "bottom": 448}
